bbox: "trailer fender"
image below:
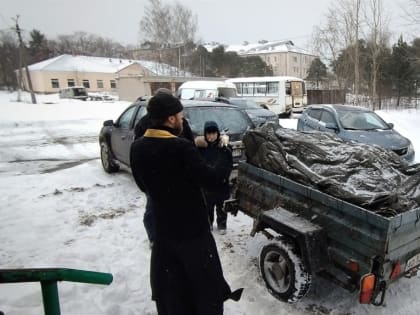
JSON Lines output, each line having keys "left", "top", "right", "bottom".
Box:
{"left": 255, "top": 207, "right": 327, "bottom": 274}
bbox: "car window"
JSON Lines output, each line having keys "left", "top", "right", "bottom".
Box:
{"left": 117, "top": 106, "right": 136, "bottom": 129}
{"left": 320, "top": 110, "right": 336, "bottom": 125}
{"left": 307, "top": 108, "right": 322, "bottom": 120}
{"left": 337, "top": 110, "right": 389, "bottom": 130}
{"left": 184, "top": 107, "right": 252, "bottom": 135}
{"left": 134, "top": 105, "right": 147, "bottom": 127}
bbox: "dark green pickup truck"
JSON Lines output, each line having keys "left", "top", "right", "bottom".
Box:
{"left": 227, "top": 162, "right": 420, "bottom": 305}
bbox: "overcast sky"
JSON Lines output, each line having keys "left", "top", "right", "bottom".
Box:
{"left": 0, "top": 0, "right": 415, "bottom": 50}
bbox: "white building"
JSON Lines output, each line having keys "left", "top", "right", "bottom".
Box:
{"left": 204, "top": 40, "right": 318, "bottom": 79}
{"left": 18, "top": 54, "right": 197, "bottom": 101}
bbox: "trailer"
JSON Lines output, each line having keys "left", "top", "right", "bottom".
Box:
{"left": 226, "top": 162, "right": 420, "bottom": 305}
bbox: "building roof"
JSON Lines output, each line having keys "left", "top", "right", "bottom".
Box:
{"left": 203, "top": 40, "right": 316, "bottom": 56}
{"left": 28, "top": 54, "right": 187, "bottom": 76}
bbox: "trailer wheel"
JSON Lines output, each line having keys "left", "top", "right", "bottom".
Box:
{"left": 260, "top": 241, "right": 311, "bottom": 303}
{"left": 100, "top": 142, "right": 120, "bottom": 173}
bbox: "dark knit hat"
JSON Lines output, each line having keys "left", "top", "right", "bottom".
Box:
{"left": 204, "top": 121, "right": 220, "bottom": 134}
{"left": 147, "top": 93, "right": 183, "bottom": 119}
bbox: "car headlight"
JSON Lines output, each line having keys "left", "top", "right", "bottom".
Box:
{"left": 252, "top": 117, "right": 266, "bottom": 126}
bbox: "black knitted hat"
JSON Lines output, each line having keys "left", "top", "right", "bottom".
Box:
{"left": 147, "top": 93, "right": 183, "bottom": 119}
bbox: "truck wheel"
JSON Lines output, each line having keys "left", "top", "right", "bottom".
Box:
{"left": 260, "top": 241, "right": 311, "bottom": 303}
{"left": 100, "top": 142, "right": 120, "bottom": 173}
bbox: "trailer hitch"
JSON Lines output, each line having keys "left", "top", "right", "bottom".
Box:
{"left": 372, "top": 280, "right": 387, "bottom": 306}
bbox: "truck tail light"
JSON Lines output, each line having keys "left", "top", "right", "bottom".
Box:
{"left": 389, "top": 261, "right": 401, "bottom": 280}
{"left": 359, "top": 273, "right": 376, "bottom": 304}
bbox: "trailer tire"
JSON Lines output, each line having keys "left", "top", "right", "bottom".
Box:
{"left": 260, "top": 241, "right": 311, "bottom": 303}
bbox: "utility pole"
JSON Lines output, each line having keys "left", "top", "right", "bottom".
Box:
{"left": 14, "top": 15, "right": 36, "bottom": 104}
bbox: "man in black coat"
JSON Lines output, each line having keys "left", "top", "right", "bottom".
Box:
{"left": 130, "top": 93, "right": 242, "bottom": 315}
{"left": 134, "top": 96, "right": 194, "bottom": 244}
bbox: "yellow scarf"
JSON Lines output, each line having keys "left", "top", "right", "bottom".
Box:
{"left": 144, "top": 129, "right": 177, "bottom": 139}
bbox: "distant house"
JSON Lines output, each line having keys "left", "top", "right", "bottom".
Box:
{"left": 204, "top": 40, "right": 318, "bottom": 79}
{"left": 17, "top": 54, "right": 202, "bottom": 101}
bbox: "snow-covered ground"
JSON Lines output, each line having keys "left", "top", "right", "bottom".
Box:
{"left": 1, "top": 91, "right": 420, "bottom": 315}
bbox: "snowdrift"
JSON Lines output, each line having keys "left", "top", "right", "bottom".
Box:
{"left": 243, "top": 123, "right": 420, "bottom": 217}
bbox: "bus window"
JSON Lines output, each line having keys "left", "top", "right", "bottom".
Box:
{"left": 242, "top": 83, "right": 254, "bottom": 96}
{"left": 267, "top": 82, "right": 278, "bottom": 96}
{"left": 285, "top": 82, "right": 291, "bottom": 95}
{"left": 291, "top": 81, "right": 303, "bottom": 96}
{"left": 254, "top": 83, "right": 266, "bottom": 96}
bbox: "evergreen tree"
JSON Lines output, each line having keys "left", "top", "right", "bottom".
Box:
{"left": 28, "top": 29, "right": 50, "bottom": 63}
{"left": 387, "top": 36, "right": 416, "bottom": 106}
{"left": 306, "top": 58, "right": 327, "bottom": 88}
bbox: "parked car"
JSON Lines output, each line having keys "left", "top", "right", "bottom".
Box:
{"left": 59, "top": 86, "right": 88, "bottom": 101}
{"left": 297, "top": 104, "right": 415, "bottom": 162}
{"left": 216, "top": 97, "right": 279, "bottom": 126}
{"left": 99, "top": 99, "right": 255, "bottom": 173}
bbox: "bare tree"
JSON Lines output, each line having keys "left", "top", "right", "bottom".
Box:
{"left": 364, "top": 0, "right": 390, "bottom": 107}
{"left": 139, "top": 0, "right": 198, "bottom": 46}
{"left": 139, "top": 0, "right": 172, "bottom": 46}
{"left": 321, "top": 0, "right": 362, "bottom": 95}
{"left": 404, "top": 0, "right": 420, "bottom": 27}
{"left": 170, "top": 2, "right": 198, "bottom": 44}
{"left": 312, "top": 8, "right": 345, "bottom": 88}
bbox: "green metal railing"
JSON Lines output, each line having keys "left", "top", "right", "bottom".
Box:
{"left": 0, "top": 268, "right": 113, "bottom": 315}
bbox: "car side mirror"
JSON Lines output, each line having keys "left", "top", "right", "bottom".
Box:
{"left": 325, "top": 123, "right": 339, "bottom": 131}
{"left": 388, "top": 122, "right": 394, "bottom": 129}
{"left": 103, "top": 120, "right": 114, "bottom": 127}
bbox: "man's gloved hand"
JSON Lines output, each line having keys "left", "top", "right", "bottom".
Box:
{"left": 220, "top": 134, "right": 229, "bottom": 147}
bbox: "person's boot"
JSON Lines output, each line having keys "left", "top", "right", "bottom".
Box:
{"left": 217, "top": 223, "right": 226, "bottom": 235}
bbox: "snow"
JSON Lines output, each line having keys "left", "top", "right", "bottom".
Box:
{"left": 28, "top": 54, "right": 188, "bottom": 77}
{"left": 1, "top": 91, "right": 420, "bottom": 314}
{"left": 204, "top": 40, "right": 314, "bottom": 56}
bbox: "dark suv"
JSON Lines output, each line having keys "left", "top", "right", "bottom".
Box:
{"left": 297, "top": 104, "right": 415, "bottom": 162}
{"left": 216, "top": 97, "right": 278, "bottom": 127}
{"left": 99, "top": 99, "right": 255, "bottom": 172}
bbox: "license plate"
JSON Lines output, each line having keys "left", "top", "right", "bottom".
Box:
{"left": 232, "top": 149, "right": 242, "bottom": 157}
{"left": 406, "top": 253, "right": 420, "bottom": 271}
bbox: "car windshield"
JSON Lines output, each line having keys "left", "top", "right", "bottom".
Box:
{"left": 337, "top": 109, "right": 390, "bottom": 130}
{"left": 74, "top": 88, "right": 87, "bottom": 96}
{"left": 184, "top": 107, "right": 251, "bottom": 135}
{"left": 228, "top": 99, "right": 261, "bottom": 109}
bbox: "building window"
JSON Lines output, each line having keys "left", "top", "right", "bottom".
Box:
{"left": 97, "top": 80, "right": 104, "bottom": 89}
{"left": 67, "top": 79, "right": 75, "bottom": 87}
{"left": 51, "top": 79, "right": 59, "bottom": 89}
{"left": 82, "top": 80, "right": 90, "bottom": 88}
{"left": 110, "top": 80, "right": 117, "bottom": 89}
{"left": 293, "top": 56, "right": 298, "bottom": 62}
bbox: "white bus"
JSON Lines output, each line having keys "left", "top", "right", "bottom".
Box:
{"left": 177, "top": 80, "right": 237, "bottom": 100}
{"left": 226, "top": 76, "right": 307, "bottom": 116}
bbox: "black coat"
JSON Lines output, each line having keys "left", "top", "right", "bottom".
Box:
{"left": 130, "top": 126, "right": 241, "bottom": 312}
{"left": 130, "top": 126, "right": 230, "bottom": 240}
{"left": 197, "top": 140, "right": 233, "bottom": 202}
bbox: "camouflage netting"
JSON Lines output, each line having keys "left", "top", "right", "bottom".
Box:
{"left": 242, "top": 123, "right": 420, "bottom": 217}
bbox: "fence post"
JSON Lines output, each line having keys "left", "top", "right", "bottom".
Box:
{"left": 41, "top": 281, "right": 61, "bottom": 315}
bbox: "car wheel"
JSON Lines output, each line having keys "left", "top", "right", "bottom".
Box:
{"left": 260, "top": 240, "right": 311, "bottom": 303}
{"left": 100, "top": 142, "right": 120, "bottom": 173}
